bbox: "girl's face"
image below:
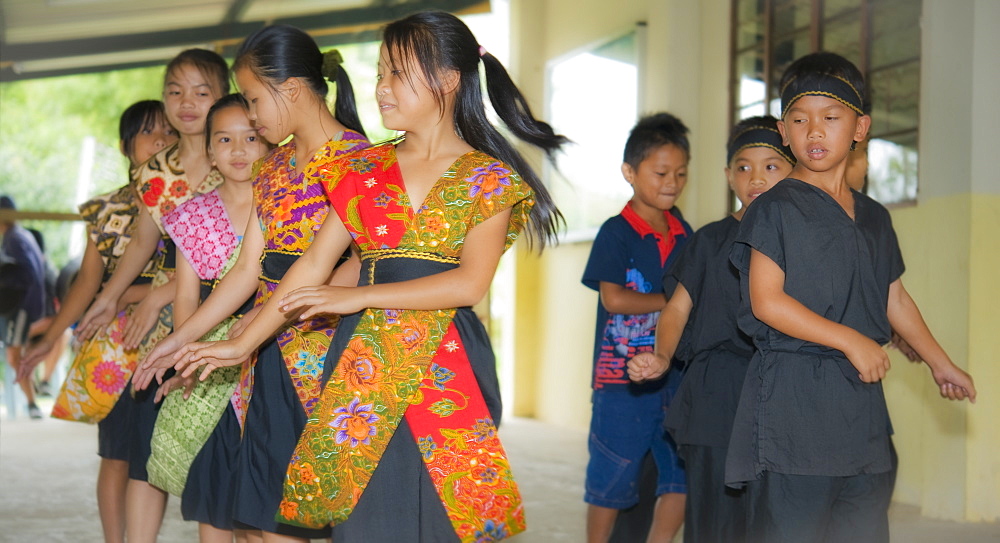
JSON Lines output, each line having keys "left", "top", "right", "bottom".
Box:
{"left": 726, "top": 146, "right": 791, "bottom": 210}
{"left": 375, "top": 43, "right": 448, "bottom": 132}
{"left": 209, "top": 106, "right": 268, "bottom": 183}
{"left": 235, "top": 67, "right": 291, "bottom": 145}
{"left": 163, "top": 63, "right": 221, "bottom": 137}
{"left": 129, "top": 116, "right": 178, "bottom": 166}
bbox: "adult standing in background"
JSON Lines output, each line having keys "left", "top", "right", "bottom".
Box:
{"left": 0, "top": 195, "right": 47, "bottom": 418}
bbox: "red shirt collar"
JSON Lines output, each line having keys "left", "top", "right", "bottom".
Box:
{"left": 620, "top": 201, "right": 686, "bottom": 266}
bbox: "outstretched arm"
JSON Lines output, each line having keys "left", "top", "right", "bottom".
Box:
{"left": 132, "top": 209, "right": 267, "bottom": 388}
{"left": 172, "top": 207, "right": 354, "bottom": 379}
{"left": 628, "top": 283, "right": 693, "bottom": 382}
{"left": 886, "top": 279, "right": 976, "bottom": 402}
{"left": 748, "top": 249, "right": 890, "bottom": 383}
{"left": 76, "top": 207, "right": 160, "bottom": 339}
{"left": 171, "top": 252, "right": 201, "bottom": 329}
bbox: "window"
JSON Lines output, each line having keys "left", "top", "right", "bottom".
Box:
{"left": 731, "top": 0, "right": 921, "bottom": 205}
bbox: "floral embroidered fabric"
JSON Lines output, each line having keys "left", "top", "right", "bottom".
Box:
{"left": 278, "top": 143, "right": 532, "bottom": 541}
{"left": 231, "top": 132, "right": 369, "bottom": 425}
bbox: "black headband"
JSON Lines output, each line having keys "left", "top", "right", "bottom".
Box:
{"left": 780, "top": 72, "right": 864, "bottom": 118}
{"left": 727, "top": 125, "right": 795, "bottom": 166}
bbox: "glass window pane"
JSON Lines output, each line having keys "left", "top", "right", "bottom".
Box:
{"left": 737, "top": 15, "right": 767, "bottom": 50}
{"left": 774, "top": 0, "right": 813, "bottom": 34}
{"left": 871, "top": 0, "right": 921, "bottom": 67}
{"left": 771, "top": 30, "right": 812, "bottom": 101}
{"left": 737, "top": 0, "right": 767, "bottom": 22}
{"left": 824, "top": 0, "right": 861, "bottom": 19}
{"left": 735, "top": 47, "right": 767, "bottom": 108}
{"left": 869, "top": 60, "right": 919, "bottom": 135}
{"left": 867, "top": 131, "right": 918, "bottom": 204}
{"left": 823, "top": 15, "right": 863, "bottom": 68}
{"left": 739, "top": 103, "right": 767, "bottom": 120}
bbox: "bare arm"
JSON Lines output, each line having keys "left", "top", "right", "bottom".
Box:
{"left": 598, "top": 282, "right": 668, "bottom": 315}
{"left": 627, "top": 283, "right": 693, "bottom": 382}
{"left": 748, "top": 249, "right": 890, "bottom": 383}
{"left": 886, "top": 279, "right": 976, "bottom": 402}
{"left": 76, "top": 207, "right": 160, "bottom": 339}
{"left": 172, "top": 253, "right": 201, "bottom": 329}
{"left": 19, "top": 239, "right": 104, "bottom": 376}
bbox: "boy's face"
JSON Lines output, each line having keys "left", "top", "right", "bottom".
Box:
{"left": 622, "top": 143, "right": 688, "bottom": 214}
{"left": 726, "top": 146, "right": 791, "bottom": 209}
{"left": 778, "top": 95, "right": 870, "bottom": 175}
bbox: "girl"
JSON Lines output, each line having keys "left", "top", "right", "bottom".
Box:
{"left": 174, "top": 11, "right": 566, "bottom": 542}
{"left": 148, "top": 94, "right": 268, "bottom": 543}
{"left": 75, "top": 48, "right": 230, "bottom": 543}
{"left": 133, "top": 24, "right": 369, "bottom": 541}
{"left": 628, "top": 116, "right": 794, "bottom": 543}
{"left": 19, "top": 100, "right": 177, "bottom": 543}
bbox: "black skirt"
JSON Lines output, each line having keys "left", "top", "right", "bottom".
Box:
{"left": 182, "top": 403, "right": 241, "bottom": 530}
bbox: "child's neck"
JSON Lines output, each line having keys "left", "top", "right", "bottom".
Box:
{"left": 396, "top": 116, "right": 472, "bottom": 161}
{"left": 177, "top": 133, "right": 211, "bottom": 184}
{"left": 215, "top": 178, "right": 254, "bottom": 233}
{"left": 791, "top": 162, "right": 855, "bottom": 217}
{"left": 631, "top": 200, "right": 670, "bottom": 235}
{"left": 292, "top": 107, "right": 346, "bottom": 174}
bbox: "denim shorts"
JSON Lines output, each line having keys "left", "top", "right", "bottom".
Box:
{"left": 585, "top": 366, "right": 687, "bottom": 508}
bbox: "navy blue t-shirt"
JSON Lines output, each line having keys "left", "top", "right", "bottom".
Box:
{"left": 582, "top": 204, "right": 692, "bottom": 391}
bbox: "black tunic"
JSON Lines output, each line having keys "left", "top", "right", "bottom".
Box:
{"left": 725, "top": 178, "right": 904, "bottom": 485}
{"left": 665, "top": 216, "right": 754, "bottom": 448}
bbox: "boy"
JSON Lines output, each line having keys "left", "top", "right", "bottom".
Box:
{"left": 581, "top": 113, "right": 692, "bottom": 543}
{"left": 628, "top": 115, "right": 794, "bottom": 543}
{"left": 725, "top": 52, "right": 975, "bottom": 542}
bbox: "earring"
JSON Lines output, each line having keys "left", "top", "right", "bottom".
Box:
{"left": 850, "top": 140, "right": 857, "bottom": 151}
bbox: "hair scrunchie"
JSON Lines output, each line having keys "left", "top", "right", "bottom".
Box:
{"left": 322, "top": 49, "right": 344, "bottom": 80}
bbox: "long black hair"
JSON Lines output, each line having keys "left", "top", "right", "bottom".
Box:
{"left": 119, "top": 100, "right": 169, "bottom": 164}
{"left": 382, "top": 11, "right": 567, "bottom": 249}
{"left": 234, "top": 24, "right": 365, "bottom": 136}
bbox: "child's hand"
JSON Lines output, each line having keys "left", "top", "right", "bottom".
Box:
{"left": 76, "top": 295, "right": 117, "bottom": 340}
{"left": 627, "top": 352, "right": 670, "bottom": 382}
{"left": 890, "top": 331, "right": 922, "bottom": 363}
{"left": 280, "top": 285, "right": 364, "bottom": 320}
{"left": 17, "top": 339, "right": 54, "bottom": 382}
{"left": 844, "top": 335, "right": 891, "bottom": 383}
{"left": 930, "top": 363, "right": 977, "bottom": 403}
{"left": 154, "top": 373, "right": 197, "bottom": 403}
{"left": 174, "top": 339, "right": 251, "bottom": 382}
{"left": 124, "top": 290, "right": 170, "bottom": 349}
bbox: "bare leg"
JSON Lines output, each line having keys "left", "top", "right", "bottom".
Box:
{"left": 97, "top": 458, "right": 129, "bottom": 543}
{"left": 261, "top": 531, "right": 308, "bottom": 543}
{"left": 587, "top": 504, "right": 620, "bottom": 543}
{"left": 235, "top": 528, "right": 258, "bottom": 543}
{"left": 125, "top": 479, "right": 168, "bottom": 543}
{"left": 646, "top": 492, "right": 686, "bottom": 543}
{"left": 200, "top": 522, "right": 236, "bottom": 543}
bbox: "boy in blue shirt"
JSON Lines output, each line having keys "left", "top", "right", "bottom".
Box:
{"left": 582, "top": 113, "right": 693, "bottom": 543}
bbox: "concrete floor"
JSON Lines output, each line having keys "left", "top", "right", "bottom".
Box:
{"left": 1, "top": 402, "right": 998, "bottom": 542}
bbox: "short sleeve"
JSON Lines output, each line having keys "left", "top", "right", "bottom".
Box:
{"left": 582, "top": 218, "right": 629, "bottom": 291}
{"left": 730, "top": 193, "right": 786, "bottom": 275}
{"left": 882, "top": 212, "right": 905, "bottom": 283}
{"left": 669, "top": 231, "right": 706, "bottom": 306}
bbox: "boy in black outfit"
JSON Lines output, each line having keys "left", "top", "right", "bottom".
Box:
{"left": 725, "top": 52, "right": 976, "bottom": 542}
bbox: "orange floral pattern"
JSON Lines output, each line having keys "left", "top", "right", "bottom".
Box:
{"left": 278, "top": 143, "right": 532, "bottom": 541}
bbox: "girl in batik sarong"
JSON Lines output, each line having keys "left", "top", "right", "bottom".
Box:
{"left": 148, "top": 94, "right": 268, "bottom": 543}
{"left": 19, "top": 100, "right": 176, "bottom": 543}
{"left": 133, "top": 24, "right": 369, "bottom": 541}
{"left": 75, "top": 48, "right": 230, "bottom": 542}
{"left": 174, "top": 11, "right": 566, "bottom": 543}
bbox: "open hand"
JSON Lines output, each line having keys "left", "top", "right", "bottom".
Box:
{"left": 123, "top": 296, "right": 165, "bottom": 349}
{"left": 154, "top": 373, "right": 197, "bottom": 403}
{"left": 174, "top": 339, "right": 251, "bottom": 382}
{"left": 17, "top": 339, "right": 54, "bottom": 382}
{"left": 75, "top": 296, "right": 117, "bottom": 341}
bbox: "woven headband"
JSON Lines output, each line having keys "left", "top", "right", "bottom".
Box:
{"left": 781, "top": 72, "right": 864, "bottom": 117}
{"left": 727, "top": 125, "right": 795, "bottom": 166}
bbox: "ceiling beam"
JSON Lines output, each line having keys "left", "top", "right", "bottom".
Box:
{"left": 222, "top": 0, "right": 254, "bottom": 25}
{"left": 1, "top": 0, "right": 488, "bottom": 64}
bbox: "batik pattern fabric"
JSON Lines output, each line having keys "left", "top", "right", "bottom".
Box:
{"left": 133, "top": 143, "right": 223, "bottom": 361}
{"left": 147, "top": 190, "right": 243, "bottom": 496}
{"left": 278, "top": 143, "right": 531, "bottom": 541}
{"left": 51, "top": 185, "right": 152, "bottom": 423}
{"left": 231, "top": 132, "right": 370, "bottom": 426}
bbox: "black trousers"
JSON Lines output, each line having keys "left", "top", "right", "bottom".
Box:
{"left": 680, "top": 444, "right": 746, "bottom": 543}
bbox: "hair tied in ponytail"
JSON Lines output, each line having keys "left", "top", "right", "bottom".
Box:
{"left": 322, "top": 49, "right": 344, "bottom": 80}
